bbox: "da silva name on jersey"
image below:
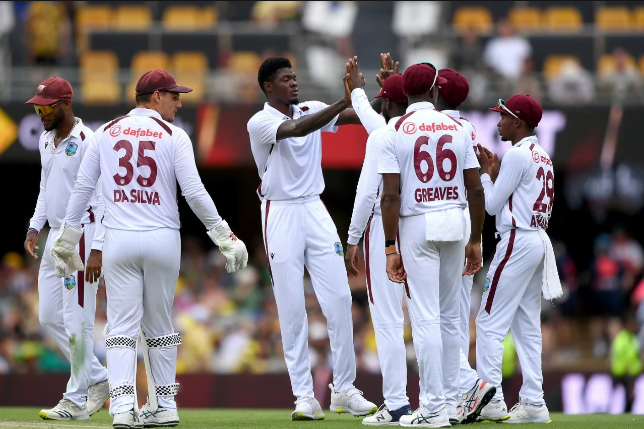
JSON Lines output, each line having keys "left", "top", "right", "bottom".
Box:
{"left": 114, "top": 189, "right": 161, "bottom": 205}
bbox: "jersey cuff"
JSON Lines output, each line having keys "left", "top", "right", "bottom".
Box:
{"left": 91, "top": 241, "right": 104, "bottom": 251}
{"left": 347, "top": 233, "right": 361, "bottom": 246}
{"left": 480, "top": 173, "right": 492, "bottom": 183}
{"left": 377, "top": 169, "right": 400, "bottom": 174}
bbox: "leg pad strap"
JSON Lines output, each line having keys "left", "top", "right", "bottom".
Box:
{"left": 145, "top": 333, "right": 181, "bottom": 349}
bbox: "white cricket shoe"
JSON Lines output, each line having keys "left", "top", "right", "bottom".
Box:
{"left": 329, "top": 384, "right": 378, "bottom": 416}
{"left": 460, "top": 379, "right": 496, "bottom": 423}
{"left": 39, "top": 398, "right": 89, "bottom": 421}
{"left": 291, "top": 396, "right": 325, "bottom": 421}
{"left": 399, "top": 406, "right": 451, "bottom": 428}
{"left": 362, "top": 404, "right": 412, "bottom": 426}
{"left": 140, "top": 403, "right": 180, "bottom": 427}
{"left": 478, "top": 399, "right": 509, "bottom": 422}
{"left": 445, "top": 404, "right": 464, "bottom": 426}
{"left": 87, "top": 379, "right": 110, "bottom": 416}
{"left": 506, "top": 397, "right": 552, "bottom": 424}
{"left": 113, "top": 409, "right": 144, "bottom": 429}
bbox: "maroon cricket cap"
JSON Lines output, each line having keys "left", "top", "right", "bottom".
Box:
{"left": 135, "top": 69, "right": 193, "bottom": 95}
{"left": 374, "top": 74, "right": 407, "bottom": 105}
{"left": 489, "top": 94, "right": 543, "bottom": 127}
{"left": 438, "top": 69, "right": 469, "bottom": 107}
{"left": 402, "top": 63, "right": 448, "bottom": 96}
{"left": 25, "top": 77, "right": 73, "bottom": 105}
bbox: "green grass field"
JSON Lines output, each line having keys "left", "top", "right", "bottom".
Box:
{"left": 0, "top": 409, "right": 643, "bottom": 429}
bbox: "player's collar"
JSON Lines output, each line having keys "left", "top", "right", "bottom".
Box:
{"left": 515, "top": 135, "right": 539, "bottom": 148}
{"left": 69, "top": 117, "right": 84, "bottom": 139}
{"left": 264, "top": 102, "right": 301, "bottom": 120}
{"left": 406, "top": 101, "right": 436, "bottom": 113}
{"left": 128, "top": 108, "right": 162, "bottom": 119}
{"left": 441, "top": 109, "right": 460, "bottom": 121}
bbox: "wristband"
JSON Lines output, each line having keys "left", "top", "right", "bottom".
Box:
{"left": 385, "top": 244, "right": 397, "bottom": 255}
{"left": 27, "top": 228, "right": 38, "bottom": 236}
{"left": 385, "top": 240, "right": 396, "bottom": 247}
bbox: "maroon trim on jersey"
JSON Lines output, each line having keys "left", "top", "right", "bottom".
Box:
{"left": 485, "top": 229, "right": 516, "bottom": 314}
{"left": 263, "top": 201, "right": 274, "bottom": 286}
{"left": 529, "top": 143, "right": 535, "bottom": 151}
{"left": 257, "top": 181, "right": 264, "bottom": 198}
{"left": 101, "top": 215, "right": 104, "bottom": 224}
{"left": 396, "top": 231, "right": 411, "bottom": 299}
{"left": 87, "top": 206, "right": 95, "bottom": 223}
{"left": 104, "top": 116, "right": 127, "bottom": 131}
{"left": 78, "top": 229, "right": 85, "bottom": 308}
{"left": 80, "top": 131, "right": 86, "bottom": 141}
{"left": 365, "top": 218, "right": 374, "bottom": 305}
{"left": 509, "top": 194, "right": 517, "bottom": 227}
{"left": 394, "top": 111, "right": 416, "bottom": 131}
{"left": 151, "top": 117, "right": 172, "bottom": 136}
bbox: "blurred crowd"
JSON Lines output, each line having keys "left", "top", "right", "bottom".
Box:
{"left": 1, "top": 225, "right": 643, "bottom": 379}
{"left": 2, "top": 2, "right": 644, "bottom": 105}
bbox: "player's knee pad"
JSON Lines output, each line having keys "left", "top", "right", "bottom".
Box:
{"left": 144, "top": 332, "right": 182, "bottom": 349}
{"left": 109, "top": 384, "right": 135, "bottom": 400}
{"left": 105, "top": 334, "right": 137, "bottom": 350}
{"left": 155, "top": 383, "right": 180, "bottom": 398}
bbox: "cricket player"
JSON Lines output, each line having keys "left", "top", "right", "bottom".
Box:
{"left": 51, "top": 69, "right": 248, "bottom": 429}
{"left": 435, "top": 69, "right": 496, "bottom": 424}
{"left": 378, "top": 63, "right": 485, "bottom": 427}
{"left": 475, "top": 95, "right": 556, "bottom": 424}
{"left": 344, "top": 64, "right": 414, "bottom": 424}
{"left": 247, "top": 57, "right": 377, "bottom": 421}
{"left": 24, "top": 77, "right": 109, "bottom": 421}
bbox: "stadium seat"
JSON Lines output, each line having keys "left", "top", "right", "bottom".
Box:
{"left": 113, "top": 5, "right": 153, "bottom": 31}
{"left": 172, "top": 52, "right": 209, "bottom": 103}
{"left": 543, "top": 55, "right": 582, "bottom": 81}
{"left": 131, "top": 51, "right": 170, "bottom": 75}
{"left": 595, "top": 7, "right": 632, "bottom": 31}
{"left": 598, "top": 53, "right": 636, "bottom": 74}
{"left": 638, "top": 55, "right": 644, "bottom": 76}
{"left": 81, "top": 81, "right": 122, "bottom": 105}
{"left": 453, "top": 7, "right": 493, "bottom": 33}
{"left": 543, "top": 7, "right": 583, "bottom": 32}
{"left": 80, "top": 51, "right": 119, "bottom": 82}
{"left": 508, "top": 7, "right": 542, "bottom": 31}
{"left": 227, "top": 52, "right": 262, "bottom": 72}
{"left": 634, "top": 7, "right": 644, "bottom": 30}
{"left": 162, "top": 5, "right": 218, "bottom": 30}
{"left": 75, "top": 5, "right": 113, "bottom": 52}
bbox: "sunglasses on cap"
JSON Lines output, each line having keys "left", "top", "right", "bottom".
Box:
{"left": 34, "top": 100, "right": 64, "bottom": 117}
{"left": 420, "top": 62, "right": 439, "bottom": 90}
{"left": 496, "top": 99, "right": 519, "bottom": 119}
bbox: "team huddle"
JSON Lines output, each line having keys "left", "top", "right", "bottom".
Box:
{"left": 24, "top": 53, "right": 561, "bottom": 428}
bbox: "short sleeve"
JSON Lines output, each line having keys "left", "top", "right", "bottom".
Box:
{"left": 377, "top": 134, "right": 399, "bottom": 174}
{"left": 303, "top": 101, "right": 339, "bottom": 133}
{"left": 463, "top": 134, "right": 480, "bottom": 170}
{"left": 247, "top": 113, "right": 286, "bottom": 146}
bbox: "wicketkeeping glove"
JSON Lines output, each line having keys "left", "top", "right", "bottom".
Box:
{"left": 51, "top": 224, "right": 84, "bottom": 278}
{"left": 206, "top": 220, "right": 248, "bottom": 273}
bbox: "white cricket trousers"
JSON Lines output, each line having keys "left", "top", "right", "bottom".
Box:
{"left": 476, "top": 229, "right": 545, "bottom": 405}
{"left": 364, "top": 214, "right": 410, "bottom": 411}
{"left": 39, "top": 223, "right": 107, "bottom": 407}
{"left": 102, "top": 227, "right": 182, "bottom": 415}
{"left": 261, "top": 196, "right": 356, "bottom": 399}
{"left": 398, "top": 214, "right": 463, "bottom": 412}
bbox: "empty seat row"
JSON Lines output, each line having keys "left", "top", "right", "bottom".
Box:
{"left": 454, "top": 6, "right": 644, "bottom": 33}
{"left": 544, "top": 53, "right": 644, "bottom": 81}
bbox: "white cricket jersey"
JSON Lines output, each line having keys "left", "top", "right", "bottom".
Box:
{"left": 350, "top": 88, "right": 385, "bottom": 134}
{"left": 29, "top": 118, "right": 105, "bottom": 248}
{"left": 347, "top": 116, "right": 401, "bottom": 245}
{"left": 481, "top": 135, "right": 554, "bottom": 234}
{"left": 378, "top": 102, "right": 480, "bottom": 217}
{"left": 247, "top": 101, "right": 339, "bottom": 201}
{"left": 64, "top": 108, "right": 222, "bottom": 232}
